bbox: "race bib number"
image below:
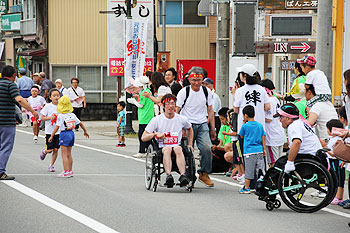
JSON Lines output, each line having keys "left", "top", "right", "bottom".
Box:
{"left": 163, "top": 132, "right": 179, "bottom": 145}
{"left": 65, "top": 120, "right": 76, "bottom": 130}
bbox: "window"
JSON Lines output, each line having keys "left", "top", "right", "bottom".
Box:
{"left": 23, "top": 0, "right": 36, "bottom": 20}
{"left": 51, "top": 65, "right": 118, "bottom": 103}
{"left": 271, "top": 16, "right": 312, "bottom": 36}
{"left": 159, "top": 0, "right": 206, "bottom": 26}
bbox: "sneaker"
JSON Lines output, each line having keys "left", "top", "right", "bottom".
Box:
{"left": 343, "top": 203, "right": 350, "bottom": 209}
{"left": 57, "top": 171, "right": 72, "bottom": 178}
{"left": 33, "top": 135, "right": 38, "bottom": 143}
{"left": 232, "top": 175, "right": 238, "bottom": 180}
{"left": 115, "top": 144, "right": 123, "bottom": 147}
{"left": 225, "top": 170, "right": 232, "bottom": 177}
{"left": 311, "top": 188, "right": 327, "bottom": 198}
{"left": 237, "top": 174, "right": 245, "bottom": 184}
{"left": 48, "top": 165, "right": 55, "bottom": 172}
{"left": 238, "top": 186, "right": 251, "bottom": 194}
{"left": 331, "top": 197, "right": 342, "bottom": 205}
{"left": 339, "top": 199, "right": 350, "bottom": 207}
{"left": 121, "top": 143, "right": 126, "bottom": 147}
{"left": 164, "top": 174, "right": 174, "bottom": 187}
{"left": 198, "top": 172, "right": 214, "bottom": 187}
{"left": 132, "top": 153, "right": 146, "bottom": 158}
{"left": 0, "top": 173, "right": 15, "bottom": 180}
{"left": 179, "top": 174, "right": 190, "bottom": 187}
{"left": 40, "top": 149, "right": 47, "bottom": 160}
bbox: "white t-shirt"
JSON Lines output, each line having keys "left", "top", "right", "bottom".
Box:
{"left": 287, "top": 119, "right": 322, "bottom": 155}
{"left": 157, "top": 85, "right": 172, "bottom": 96}
{"left": 327, "top": 136, "right": 342, "bottom": 159}
{"left": 40, "top": 103, "right": 60, "bottom": 135}
{"left": 305, "top": 69, "right": 332, "bottom": 95}
{"left": 67, "top": 86, "right": 85, "bottom": 108}
{"left": 310, "top": 101, "right": 338, "bottom": 140}
{"left": 229, "top": 128, "right": 238, "bottom": 141}
{"left": 212, "top": 92, "right": 222, "bottom": 117}
{"left": 59, "top": 86, "right": 68, "bottom": 96}
{"left": 176, "top": 86, "right": 213, "bottom": 124}
{"left": 265, "top": 96, "right": 285, "bottom": 146}
{"left": 344, "top": 96, "right": 350, "bottom": 127}
{"left": 28, "top": 96, "right": 47, "bottom": 118}
{"left": 145, "top": 113, "right": 191, "bottom": 148}
{"left": 56, "top": 113, "right": 81, "bottom": 131}
{"left": 234, "top": 84, "right": 270, "bottom": 132}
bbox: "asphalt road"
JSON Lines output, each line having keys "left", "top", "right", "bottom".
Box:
{"left": 1, "top": 125, "right": 350, "bottom": 233}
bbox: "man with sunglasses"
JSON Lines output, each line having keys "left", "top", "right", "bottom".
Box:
{"left": 142, "top": 94, "right": 193, "bottom": 187}
{"left": 274, "top": 103, "right": 322, "bottom": 173}
{"left": 176, "top": 66, "right": 216, "bottom": 187}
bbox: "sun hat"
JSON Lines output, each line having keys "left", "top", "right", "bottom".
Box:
{"left": 55, "top": 79, "right": 63, "bottom": 84}
{"left": 237, "top": 64, "right": 257, "bottom": 77}
{"left": 134, "top": 76, "right": 149, "bottom": 87}
{"left": 33, "top": 72, "right": 40, "bottom": 77}
{"left": 57, "top": 95, "right": 73, "bottom": 114}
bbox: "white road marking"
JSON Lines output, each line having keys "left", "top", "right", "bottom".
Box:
{"left": 15, "top": 129, "right": 350, "bottom": 220}
{"left": 11, "top": 173, "right": 144, "bottom": 177}
{"left": 1, "top": 180, "right": 120, "bottom": 233}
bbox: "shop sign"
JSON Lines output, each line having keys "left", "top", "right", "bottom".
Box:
{"left": 258, "top": 0, "right": 318, "bottom": 10}
{"left": 1, "top": 13, "right": 20, "bottom": 31}
{"left": 256, "top": 41, "right": 316, "bottom": 54}
{"left": 0, "top": 0, "right": 8, "bottom": 14}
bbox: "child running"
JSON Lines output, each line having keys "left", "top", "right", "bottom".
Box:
{"left": 116, "top": 101, "right": 126, "bottom": 147}
{"left": 40, "top": 88, "right": 61, "bottom": 172}
{"left": 27, "top": 86, "right": 46, "bottom": 142}
{"left": 238, "top": 105, "right": 266, "bottom": 194}
{"left": 48, "top": 95, "right": 89, "bottom": 178}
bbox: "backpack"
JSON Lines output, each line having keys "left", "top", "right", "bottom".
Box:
{"left": 181, "top": 85, "right": 208, "bottom": 109}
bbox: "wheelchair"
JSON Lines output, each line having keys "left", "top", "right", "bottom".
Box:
{"left": 255, "top": 149, "right": 337, "bottom": 213}
{"left": 144, "top": 138, "right": 196, "bottom": 192}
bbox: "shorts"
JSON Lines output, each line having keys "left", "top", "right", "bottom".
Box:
{"left": 266, "top": 145, "right": 283, "bottom": 164}
{"left": 330, "top": 159, "right": 345, "bottom": 188}
{"left": 118, "top": 126, "right": 125, "bottom": 136}
{"left": 244, "top": 153, "right": 265, "bottom": 180}
{"left": 30, "top": 116, "right": 41, "bottom": 124}
{"left": 232, "top": 139, "right": 244, "bottom": 165}
{"left": 45, "top": 134, "right": 60, "bottom": 150}
{"left": 59, "top": 130, "right": 75, "bottom": 147}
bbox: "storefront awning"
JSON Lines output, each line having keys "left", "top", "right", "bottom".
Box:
{"left": 17, "top": 49, "right": 47, "bottom": 56}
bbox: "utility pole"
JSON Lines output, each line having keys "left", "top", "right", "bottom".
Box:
{"left": 162, "top": 0, "right": 166, "bottom": 50}
{"left": 316, "top": 0, "right": 333, "bottom": 86}
{"left": 216, "top": 0, "right": 230, "bottom": 107}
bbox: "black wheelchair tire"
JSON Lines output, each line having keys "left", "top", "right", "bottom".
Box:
{"left": 278, "top": 159, "right": 335, "bottom": 213}
{"left": 145, "top": 144, "right": 155, "bottom": 190}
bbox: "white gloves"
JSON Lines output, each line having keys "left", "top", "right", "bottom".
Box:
{"left": 127, "top": 98, "right": 143, "bottom": 108}
{"left": 284, "top": 161, "right": 295, "bottom": 173}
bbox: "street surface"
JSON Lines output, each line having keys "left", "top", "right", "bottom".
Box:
{"left": 1, "top": 121, "right": 350, "bottom": 233}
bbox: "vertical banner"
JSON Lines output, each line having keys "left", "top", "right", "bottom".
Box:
{"left": 124, "top": 19, "right": 148, "bottom": 85}
{"left": 107, "top": 0, "right": 154, "bottom": 77}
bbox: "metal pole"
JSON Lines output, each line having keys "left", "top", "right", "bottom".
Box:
{"left": 216, "top": 0, "right": 230, "bottom": 107}
{"left": 162, "top": 0, "right": 166, "bottom": 51}
{"left": 125, "top": 0, "right": 135, "bottom": 134}
{"left": 316, "top": 0, "right": 333, "bottom": 86}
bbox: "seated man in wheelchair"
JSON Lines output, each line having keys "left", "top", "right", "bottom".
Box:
{"left": 274, "top": 103, "right": 322, "bottom": 172}
{"left": 141, "top": 94, "right": 193, "bottom": 187}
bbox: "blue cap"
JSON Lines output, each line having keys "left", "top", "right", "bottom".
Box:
{"left": 19, "top": 68, "right": 26, "bottom": 75}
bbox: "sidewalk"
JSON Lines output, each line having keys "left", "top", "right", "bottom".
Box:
{"left": 83, "top": 120, "right": 140, "bottom": 137}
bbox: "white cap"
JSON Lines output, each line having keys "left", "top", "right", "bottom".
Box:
{"left": 237, "top": 64, "right": 257, "bottom": 77}
{"left": 55, "top": 79, "right": 63, "bottom": 84}
{"left": 134, "top": 76, "right": 149, "bottom": 87}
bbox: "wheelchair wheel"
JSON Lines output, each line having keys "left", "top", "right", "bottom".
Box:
{"left": 326, "top": 167, "right": 338, "bottom": 205}
{"left": 145, "top": 145, "right": 155, "bottom": 190}
{"left": 278, "top": 159, "right": 335, "bottom": 213}
{"left": 186, "top": 148, "right": 196, "bottom": 188}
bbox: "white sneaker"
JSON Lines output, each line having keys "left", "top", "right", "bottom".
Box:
{"left": 237, "top": 174, "right": 245, "bottom": 184}
{"left": 310, "top": 190, "right": 320, "bottom": 197}
{"left": 132, "top": 153, "right": 146, "bottom": 158}
{"left": 311, "top": 188, "right": 328, "bottom": 198}
{"left": 33, "top": 135, "right": 38, "bottom": 143}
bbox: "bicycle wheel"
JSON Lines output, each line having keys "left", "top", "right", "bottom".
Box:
{"left": 278, "top": 158, "right": 334, "bottom": 213}
{"left": 145, "top": 144, "right": 155, "bottom": 190}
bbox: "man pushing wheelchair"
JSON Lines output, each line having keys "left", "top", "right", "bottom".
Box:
{"left": 142, "top": 94, "right": 194, "bottom": 187}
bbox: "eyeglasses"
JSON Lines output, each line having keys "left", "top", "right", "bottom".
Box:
{"left": 189, "top": 78, "right": 203, "bottom": 82}
{"left": 164, "top": 102, "right": 176, "bottom": 106}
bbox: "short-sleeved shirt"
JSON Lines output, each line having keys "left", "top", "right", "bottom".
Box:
{"left": 0, "top": 78, "right": 20, "bottom": 126}
{"left": 67, "top": 86, "right": 85, "bottom": 108}
{"left": 212, "top": 92, "right": 222, "bottom": 117}
{"left": 157, "top": 85, "right": 172, "bottom": 96}
{"left": 17, "top": 76, "right": 34, "bottom": 90}
{"left": 327, "top": 136, "right": 342, "bottom": 159}
{"left": 28, "top": 96, "right": 46, "bottom": 118}
{"left": 145, "top": 113, "right": 191, "bottom": 148}
{"left": 305, "top": 69, "right": 332, "bottom": 95}
{"left": 310, "top": 101, "right": 338, "bottom": 140}
{"left": 138, "top": 88, "right": 154, "bottom": 124}
{"left": 40, "top": 79, "right": 56, "bottom": 97}
{"left": 41, "top": 103, "right": 60, "bottom": 134}
{"left": 117, "top": 110, "right": 126, "bottom": 127}
{"left": 176, "top": 86, "right": 213, "bottom": 124}
{"left": 234, "top": 84, "right": 270, "bottom": 132}
{"left": 239, "top": 121, "right": 265, "bottom": 156}
{"left": 218, "top": 125, "right": 232, "bottom": 146}
{"left": 56, "top": 113, "right": 81, "bottom": 131}
{"left": 287, "top": 119, "right": 322, "bottom": 155}
{"left": 265, "top": 96, "right": 285, "bottom": 146}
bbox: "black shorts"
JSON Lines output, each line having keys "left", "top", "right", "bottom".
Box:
{"left": 45, "top": 134, "right": 60, "bottom": 150}
{"left": 232, "top": 139, "right": 244, "bottom": 165}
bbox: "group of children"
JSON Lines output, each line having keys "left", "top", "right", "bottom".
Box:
{"left": 25, "top": 86, "right": 89, "bottom": 177}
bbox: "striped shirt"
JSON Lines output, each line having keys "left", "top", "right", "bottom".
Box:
{"left": 0, "top": 78, "right": 20, "bottom": 126}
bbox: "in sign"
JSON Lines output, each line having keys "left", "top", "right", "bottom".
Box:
{"left": 274, "top": 43, "right": 288, "bottom": 53}
{"left": 290, "top": 42, "right": 311, "bottom": 52}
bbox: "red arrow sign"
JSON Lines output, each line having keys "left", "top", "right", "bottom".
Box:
{"left": 290, "top": 42, "right": 311, "bottom": 53}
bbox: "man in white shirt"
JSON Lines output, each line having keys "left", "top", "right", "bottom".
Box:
{"left": 176, "top": 66, "right": 216, "bottom": 187}
{"left": 67, "top": 77, "right": 86, "bottom": 130}
{"left": 274, "top": 103, "right": 322, "bottom": 173}
{"left": 142, "top": 94, "right": 193, "bottom": 187}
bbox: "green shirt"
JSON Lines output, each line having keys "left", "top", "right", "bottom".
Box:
{"left": 138, "top": 88, "right": 154, "bottom": 124}
{"left": 218, "top": 125, "right": 232, "bottom": 146}
{"left": 295, "top": 99, "right": 308, "bottom": 120}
